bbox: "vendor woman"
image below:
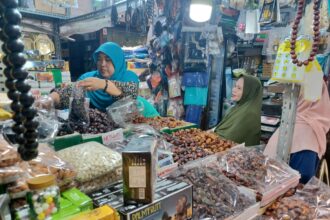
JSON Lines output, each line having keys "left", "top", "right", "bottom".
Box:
{"left": 49, "top": 42, "right": 139, "bottom": 111}
{"left": 212, "top": 74, "right": 263, "bottom": 146}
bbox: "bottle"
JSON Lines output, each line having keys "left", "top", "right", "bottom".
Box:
{"left": 26, "top": 175, "right": 60, "bottom": 220}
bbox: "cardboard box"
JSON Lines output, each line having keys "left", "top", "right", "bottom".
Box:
{"left": 90, "top": 179, "right": 193, "bottom": 220}
{"left": 62, "top": 188, "right": 93, "bottom": 212}
{"left": 122, "top": 136, "right": 158, "bottom": 204}
{"left": 70, "top": 205, "right": 119, "bottom": 220}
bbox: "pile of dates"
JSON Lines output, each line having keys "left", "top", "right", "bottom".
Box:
{"left": 57, "top": 109, "right": 117, "bottom": 136}
{"left": 219, "top": 148, "right": 268, "bottom": 185}
{"left": 171, "top": 128, "right": 235, "bottom": 154}
{"left": 133, "top": 116, "right": 187, "bottom": 130}
{"left": 163, "top": 133, "right": 209, "bottom": 166}
{"left": 218, "top": 147, "right": 297, "bottom": 194}
{"left": 173, "top": 165, "right": 255, "bottom": 219}
{"left": 264, "top": 197, "right": 315, "bottom": 219}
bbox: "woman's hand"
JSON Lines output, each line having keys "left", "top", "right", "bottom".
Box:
{"left": 78, "top": 77, "right": 106, "bottom": 91}
{"left": 78, "top": 77, "right": 122, "bottom": 96}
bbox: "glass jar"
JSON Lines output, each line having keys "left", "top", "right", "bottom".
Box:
{"left": 26, "top": 175, "right": 60, "bottom": 220}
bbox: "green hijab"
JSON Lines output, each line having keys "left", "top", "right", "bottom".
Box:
{"left": 215, "top": 75, "right": 262, "bottom": 146}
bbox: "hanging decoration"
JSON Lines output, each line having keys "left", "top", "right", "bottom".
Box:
{"left": 290, "top": 0, "right": 321, "bottom": 67}
{"left": 0, "top": 0, "right": 39, "bottom": 160}
{"left": 43, "top": 0, "right": 78, "bottom": 8}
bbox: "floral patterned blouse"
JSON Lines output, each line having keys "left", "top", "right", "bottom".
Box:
{"left": 52, "top": 81, "right": 138, "bottom": 110}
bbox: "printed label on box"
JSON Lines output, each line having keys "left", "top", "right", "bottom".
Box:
{"left": 129, "top": 166, "right": 146, "bottom": 188}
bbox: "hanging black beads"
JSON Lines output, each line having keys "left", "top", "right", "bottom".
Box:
{"left": 0, "top": 0, "right": 39, "bottom": 161}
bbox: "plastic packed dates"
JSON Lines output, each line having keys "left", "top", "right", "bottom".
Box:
{"left": 295, "top": 177, "right": 330, "bottom": 219}
{"left": 57, "top": 142, "right": 122, "bottom": 183}
{"left": 107, "top": 96, "right": 140, "bottom": 127}
{"left": 169, "top": 157, "right": 256, "bottom": 220}
{"left": 0, "top": 135, "right": 19, "bottom": 168}
{"left": 218, "top": 147, "right": 300, "bottom": 194}
{"left": 0, "top": 165, "right": 23, "bottom": 184}
{"left": 264, "top": 197, "right": 316, "bottom": 219}
{"left": 69, "top": 85, "right": 90, "bottom": 132}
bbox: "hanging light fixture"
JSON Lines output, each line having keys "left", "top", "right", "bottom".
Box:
{"left": 189, "top": 0, "right": 213, "bottom": 23}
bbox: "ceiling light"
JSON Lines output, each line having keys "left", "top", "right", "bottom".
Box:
{"left": 189, "top": 0, "right": 213, "bottom": 23}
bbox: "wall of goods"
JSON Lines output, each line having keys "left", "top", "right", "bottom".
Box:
{"left": 1, "top": 0, "right": 330, "bottom": 220}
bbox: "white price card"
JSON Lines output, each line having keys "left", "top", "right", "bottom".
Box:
{"left": 102, "top": 128, "right": 124, "bottom": 145}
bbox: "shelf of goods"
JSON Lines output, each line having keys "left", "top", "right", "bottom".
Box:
{"left": 25, "top": 60, "right": 71, "bottom": 98}
{"left": 0, "top": 113, "right": 318, "bottom": 220}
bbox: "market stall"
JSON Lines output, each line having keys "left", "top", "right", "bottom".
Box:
{"left": 1, "top": 0, "right": 330, "bottom": 220}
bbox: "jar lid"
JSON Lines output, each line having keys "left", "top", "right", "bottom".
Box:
{"left": 27, "top": 175, "right": 56, "bottom": 190}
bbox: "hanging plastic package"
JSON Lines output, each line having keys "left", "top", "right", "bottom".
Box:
{"left": 168, "top": 76, "right": 181, "bottom": 98}
{"left": 68, "top": 85, "right": 90, "bottom": 133}
{"left": 245, "top": 9, "right": 260, "bottom": 34}
{"left": 303, "top": 61, "right": 324, "bottom": 101}
{"left": 272, "top": 38, "right": 312, "bottom": 83}
{"left": 236, "top": 10, "right": 254, "bottom": 41}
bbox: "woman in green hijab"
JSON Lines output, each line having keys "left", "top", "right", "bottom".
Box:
{"left": 214, "top": 75, "right": 263, "bottom": 146}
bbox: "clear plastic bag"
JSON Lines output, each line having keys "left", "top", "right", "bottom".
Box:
{"left": 293, "top": 177, "right": 330, "bottom": 219}
{"left": 218, "top": 146, "right": 300, "bottom": 195}
{"left": 57, "top": 142, "right": 122, "bottom": 183}
{"left": 7, "top": 177, "right": 29, "bottom": 199}
{"left": 0, "top": 165, "right": 23, "bottom": 184}
{"left": 77, "top": 167, "right": 122, "bottom": 194}
{"left": 0, "top": 135, "right": 19, "bottom": 168}
{"left": 18, "top": 143, "right": 76, "bottom": 187}
{"left": 264, "top": 197, "right": 316, "bottom": 219}
{"left": 169, "top": 156, "right": 256, "bottom": 220}
{"left": 107, "top": 96, "right": 140, "bottom": 128}
{"left": 69, "top": 85, "right": 90, "bottom": 132}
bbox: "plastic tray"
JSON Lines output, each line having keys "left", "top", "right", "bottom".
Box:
{"left": 53, "top": 133, "right": 82, "bottom": 151}
{"left": 160, "top": 123, "right": 198, "bottom": 134}
{"left": 229, "top": 202, "right": 260, "bottom": 220}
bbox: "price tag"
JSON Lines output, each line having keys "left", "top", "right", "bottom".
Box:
{"left": 102, "top": 128, "right": 124, "bottom": 145}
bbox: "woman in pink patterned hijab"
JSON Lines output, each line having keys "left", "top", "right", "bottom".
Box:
{"left": 264, "top": 82, "right": 330, "bottom": 183}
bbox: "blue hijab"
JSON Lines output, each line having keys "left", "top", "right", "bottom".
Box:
{"left": 78, "top": 42, "right": 139, "bottom": 111}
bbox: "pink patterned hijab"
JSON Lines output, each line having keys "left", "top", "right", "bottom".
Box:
{"left": 264, "top": 82, "right": 330, "bottom": 159}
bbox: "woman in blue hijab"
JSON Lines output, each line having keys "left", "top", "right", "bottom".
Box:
{"left": 49, "top": 42, "right": 139, "bottom": 112}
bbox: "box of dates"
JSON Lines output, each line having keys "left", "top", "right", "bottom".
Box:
{"left": 89, "top": 179, "right": 193, "bottom": 220}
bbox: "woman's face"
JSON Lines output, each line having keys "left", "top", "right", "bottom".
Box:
{"left": 97, "top": 52, "right": 115, "bottom": 78}
{"left": 232, "top": 77, "right": 244, "bottom": 102}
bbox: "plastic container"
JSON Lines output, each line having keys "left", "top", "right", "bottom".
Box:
{"left": 185, "top": 105, "right": 204, "bottom": 126}
{"left": 26, "top": 175, "right": 60, "bottom": 220}
{"left": 182, "top": 72, "right": 209, "bottom": 87}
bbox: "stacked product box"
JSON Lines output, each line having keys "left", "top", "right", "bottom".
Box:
{"left": 89, "top": 179, "right": 193, "bottom": 220}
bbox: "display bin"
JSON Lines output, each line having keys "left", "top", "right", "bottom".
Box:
{"left": 182, "top": 71, "right": 209, "bottom": 87}
{"left": 229, "top": 202, "right": 260, "bottom": 220}
{"left": 53, "top": 133, "right": 82, "bottom": 151}
{"left": 160, "top": 123, "right": 198, "bottom": 134}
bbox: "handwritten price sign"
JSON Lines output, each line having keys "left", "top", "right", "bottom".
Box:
{"left": 102, "top": 128, "right": 124, "bottom": 145}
